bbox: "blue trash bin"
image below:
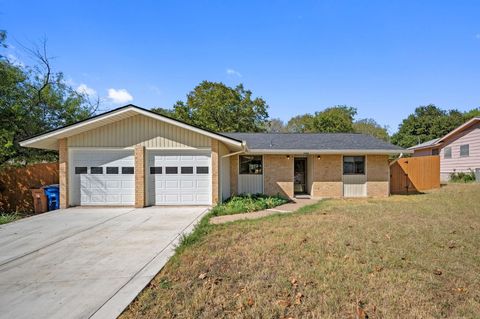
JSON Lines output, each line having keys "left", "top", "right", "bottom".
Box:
{"left": 43, "top": 184, "right": 59, "bottom": 211}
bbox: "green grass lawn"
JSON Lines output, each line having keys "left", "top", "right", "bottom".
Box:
{"left": 121, "top": 184, "right": 480, "bottom": 319}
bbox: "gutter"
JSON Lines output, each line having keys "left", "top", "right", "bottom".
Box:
{"left": 221, "top": 141, "right": 247, "bottom": 158}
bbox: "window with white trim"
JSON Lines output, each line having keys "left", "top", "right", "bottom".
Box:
{"left": 460, "top": 144, "right": 469, "bottom": 157}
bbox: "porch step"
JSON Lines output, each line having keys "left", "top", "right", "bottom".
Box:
{"left": 294, "top": 194, "right": 311, "bottom": 199}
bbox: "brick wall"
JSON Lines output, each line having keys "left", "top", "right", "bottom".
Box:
{"left": 311, "top": 155, "right": 343, "bottom": 198}
{"left": 264, "top": 155, "right": 294, "bottom": 198}
{"left": 134, "top": 145, "right": 145, "bottom": 207}
{"left": 59, "top": 138, "right": 69, "bottom": 208}
{"left": 367, "top": 155, "right": 390, "bottom": 197}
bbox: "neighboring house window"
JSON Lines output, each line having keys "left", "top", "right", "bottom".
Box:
{"left": 343, "top": 156, "right": 365, "bottom": 175}
{"left": 460, "top": 144, "right": 469, "bottom": 157}
{"left": 239, "top": 155, "right": 263, "bottom": 175}
{"left": 444, "top": 147, "right": 452, "bottom": 159}
{"left": 431, "top": 148, "right": 439, "bottom": 155}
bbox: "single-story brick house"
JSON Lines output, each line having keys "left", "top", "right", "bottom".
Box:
{"left": 408, "top": 117, "right": 480, "bottom": 181}
{"left": 20, "top": 105, "right": 409, "bottom": 208}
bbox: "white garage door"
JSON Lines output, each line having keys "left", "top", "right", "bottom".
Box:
{"left": 69, "top": 149, "right": 135, "bottom": 206}
{"left": 147, "top": 150, "right": 211, "bottom": 205}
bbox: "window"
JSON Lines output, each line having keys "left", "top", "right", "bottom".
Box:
{"left": 165, "top": 167, "right": 178, "bottom": 174}
{"left": 444, "top": 147, "right": 452, "bottom": 159}
{"left": 196, "top": 166, "right": 209, "bottom": 174}
{"left": 343, "top": 156, "right": 365, "bottom": 175}
{"left": 122, "top": 167, "right": 134, "bottom": 174}
{"left": 90, "top": 167, "right": 103, "bottom": 174}
{"left": 431, "top": 148, "right": 439, "bottom": 156}
{"left": 181, "top": 167, "right": 193, "bottom": 174}
{"left": 75, "top": 167, "right": 87, "bottom": 174}
{"left": 239, "top": 155, "right": 263, "bottom": 175}
{"left": 150, "top": 167, "right": 162, "bottom": 174}
{"left": 460, "top": 144, "right": 469, "bottom": 157}
{"left": 106, "top": 167, "right": 119, "bottom": 174}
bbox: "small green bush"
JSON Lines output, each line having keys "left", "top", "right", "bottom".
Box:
{"left": 210, "top": 194, "right": 289, "bottom": 217}
{"left": 449, "top": 170, "right": 476, "bottom": 183}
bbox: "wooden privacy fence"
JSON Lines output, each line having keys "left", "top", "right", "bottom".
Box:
{"left": 0, "top": 163, "right": 59, "bottom": 214}
{"left": 390, "top": 155, "right": 440, "bottom": 194}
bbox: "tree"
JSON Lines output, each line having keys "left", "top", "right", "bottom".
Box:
{"left": 390, "top": 104, "right": 466, "bottom": 148}
{"left": 153, "top": 81, "right": 269, "bottom": 132}
{"left": 286, "top": 114, "right": 314, "bottom": 132}
{"left": 353, "top": 118, "right": 389, "bottom": 141}
{"left": 266, "top": 118, "right": 287, "bottom": 133}
{"left": 463, "top": 108, "right": 480, "bottom": 120}
{"left": 311, "top": 105, "right": 357, "bottom": 133}
{"left": 0, "top": 36, "right": 97, "bottom": 165}
{"left": 150, "top": 106, "right": 176, "bottom": 118}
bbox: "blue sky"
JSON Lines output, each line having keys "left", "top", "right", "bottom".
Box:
{"left": 1, "top": 0, "right": 480, "bottom": 133}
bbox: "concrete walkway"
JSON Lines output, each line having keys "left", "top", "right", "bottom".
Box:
{"left": 210, "top": 198, "right": 319, "bottom": 224}
{"left": 0, "top": 206, "right": 208, "bottom": 319}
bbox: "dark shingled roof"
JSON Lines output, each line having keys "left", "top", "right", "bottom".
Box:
{"left": 222, "top": 133, "right": 405, "bottom": 151}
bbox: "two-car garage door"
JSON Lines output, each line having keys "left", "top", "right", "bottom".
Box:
{"left": 69, "top": 149, "right": 211, "bottom": 206}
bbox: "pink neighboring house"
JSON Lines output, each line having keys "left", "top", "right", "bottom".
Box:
{"left": 408, "top": 117, "right": 480, "bottom": 181}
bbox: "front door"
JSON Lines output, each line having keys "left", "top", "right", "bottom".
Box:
{"left": 294, "top": 158, "right": 307, "bottom": 194}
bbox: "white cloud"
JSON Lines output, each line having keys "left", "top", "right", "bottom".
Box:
{"left": 226, "top": 68, "right": 242, "bottom": 77}
{"left": 76, "top": 83, "right": 97, "bottom": 97}
{"left": 107, "top": 88, "right": 133, "bottom": 104}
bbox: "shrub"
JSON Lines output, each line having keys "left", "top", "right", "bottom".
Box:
{"left": 449, "top": 170, "right": 476, "bottom": 183}
{"left": 0, "top": 213, "right": 19, "bottom": 225}
{"left": 210, "top": 194, "right": 289, "bottom": 217}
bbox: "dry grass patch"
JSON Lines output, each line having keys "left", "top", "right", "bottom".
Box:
{"left": 122, "top": 184, "right": 480, "bottom": 318}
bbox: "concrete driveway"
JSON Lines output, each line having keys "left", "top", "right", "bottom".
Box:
{"left": 0, "top": 206, "right": 208, "bottom": 319}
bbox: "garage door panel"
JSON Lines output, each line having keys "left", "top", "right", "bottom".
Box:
{"left": 147, "top": 150, "right": 211, "bottom": 205}
{"left": 105, "top": 194, "right": 121, "bottom": 203}
{"left": 70, "top": 150, "right": 135, "bottom": 206}
{"left": 181, "top": 180, "right": 194, "bottom": 189}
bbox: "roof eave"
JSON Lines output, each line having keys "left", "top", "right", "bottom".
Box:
{"left": 245, "top": 149, "right": 412, "bottom": 155}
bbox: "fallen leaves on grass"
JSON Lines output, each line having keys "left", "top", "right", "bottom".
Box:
{"left": 433, "top": 269, "right": 443, "bottom": 276}
{"left": 198, "top": 272, "right": 207, "bottom": 280}
{"left": 294, "top": 292, "right": 303, "bottom": 305}
{"left": 276, "top": 299, "right": 291, "bottom": 308}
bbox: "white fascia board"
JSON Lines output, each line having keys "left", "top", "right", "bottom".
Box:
{"left": 438, "top": 117, "right": 480, "bottom": 143}
{"left": 245, "top": 149, "right": 413, "bottom": 155}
